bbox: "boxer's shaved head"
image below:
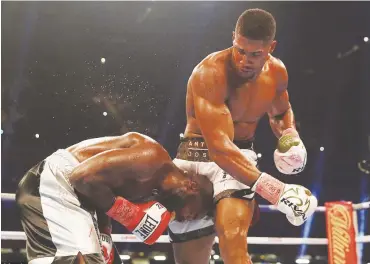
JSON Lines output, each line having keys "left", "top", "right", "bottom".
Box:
{"left": 235, "top": 8, "right": 276, "bottom": 43}
{"left": 231, "top": 8, "right": 277, "bottom": 79}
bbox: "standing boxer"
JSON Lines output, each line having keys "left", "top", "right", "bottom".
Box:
{"left": 169, "top": 8, "right": 317, "bottom": 264}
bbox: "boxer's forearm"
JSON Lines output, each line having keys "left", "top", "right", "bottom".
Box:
{"left": 97, "top": 209, "right": 112, "bottom": 234}
{"left": 209, "top": 140, "right": 261, "bottom": 186}
{"left": 69, "top": 174, "right": 116, "bottom": 212}
{"left": 269, "top": 107, "right": 296, "bottom": 138}
{"left": 69, "top": 146, "right": 157, "bottom": 211}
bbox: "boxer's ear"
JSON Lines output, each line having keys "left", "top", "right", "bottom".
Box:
{"left": 161, "top": 171, "right": 184, "bottom": 191}
{"left": 184, "top": 179, "right": 199, "bottom": 193}
{"left": 269, "top": 40, "right": 277, "bottom": 54}
{"left": 190, "top": 180, "right": 199, "bottom": 191}
{"left": 181, "top": 171, "right": 198, "bottom": 191}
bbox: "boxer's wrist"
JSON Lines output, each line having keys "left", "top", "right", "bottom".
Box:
{"left": 282, "top": 127, "right": 299, "bottom": 138}
{"left": 100, "top": 226, "right": 112, "bottom": 235}
{"left": 252, "top": 172, "right": 285, "bottom": 205}
{"left": 97, "top": 209, "right": 113, "bottom": 235}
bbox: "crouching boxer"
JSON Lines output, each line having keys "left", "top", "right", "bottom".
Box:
{"left": 16, "top": 132, "right": 214, "bottom": 264}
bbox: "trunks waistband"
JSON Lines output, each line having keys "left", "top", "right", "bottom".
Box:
{"left": 168, "top": 225, "right": 215, "bottom": 243}
{"left": 175, "top": 137, "right": 254, "bottom": 162}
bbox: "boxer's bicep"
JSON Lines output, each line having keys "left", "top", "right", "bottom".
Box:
{"left": 268, "top": 89, "right": 291, "bottom": 118}
{"left": 96, "top": 209, "right": 112, "bottom": 234}
{"left": 191, "top": 69, "right": 234, "bottom": 148}
{"left": 194, "top": 97, "right": 234, "bottom": 141}
{"left": 268, "top": 60, "right": 291, "bottom": 117}
{"left": 268, "top": 64, "right": 295, "bottom": 137}
{"left": 70, "top": 144, "right": 161, "bottom": 187}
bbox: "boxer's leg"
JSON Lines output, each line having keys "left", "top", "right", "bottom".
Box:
{"left": 215, "top": 198, "right": 255, "bottom": 264}
{"left": 17, "top": 153, "right": 105, "bottom": 264}
{"left": 173, "top": 140, "right": 257, "bottom": 263}
{"left": 172, "top": 234, "right": 215, "bottom": 264}
{"left": 171, "top": 158, "right": 216, "bottom": 264}
{"left": 204, "top": 148, "right": 258, "bottom": 263}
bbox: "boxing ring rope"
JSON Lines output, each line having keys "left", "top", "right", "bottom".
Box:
{"left": 2, "top": 230, "right": 370, "bottom": 245}
{"left": 2, "top": 192, "right": 370, "bottom": 245}
{"left": 2, "top": 192, "right": 369, "bottom": 211}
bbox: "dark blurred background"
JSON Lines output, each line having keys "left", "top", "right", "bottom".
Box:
{"left": 1, "top": 1, "right": 370, "bottom": 264}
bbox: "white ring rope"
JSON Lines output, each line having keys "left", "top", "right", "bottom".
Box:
{"left": 2, "top": 192, "right": 369, "bottom": 211}
{"left": 2, "top": 193, "right": 16, "bottom": 201}
{"left": 1, "top": 231, "right": 369, "bottom": 244}
{"left": 2, "top": 192, "right": 370, "bottom": 245}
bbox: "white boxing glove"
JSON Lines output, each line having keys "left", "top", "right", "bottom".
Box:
{"left": 276, "top": 184, "right": 318, "bottom": 226}
{"left": 253, "top": 173, "right": 317, "bottom": 226}
{"left": 274, "top": 128, "right": 307, "bottom": 175}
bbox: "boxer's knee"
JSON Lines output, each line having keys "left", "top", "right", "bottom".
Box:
{"left": 215, "top": 198, "right": 254, "bottom": 263}
{"left": 215, "top": 198, "right": 254, "bottom": 235}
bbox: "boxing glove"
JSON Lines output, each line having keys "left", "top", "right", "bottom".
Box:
{"left": 254, "top": 172, "right": 317, "bottom": 226}
{"left": 274, "top": 128, "right": 307, "bottom": 174}
{"left": 106, "top": 197, "right": 172, "bottom": 245}
{"left": 277, "top": 183, "right": 318, "bottom": 226}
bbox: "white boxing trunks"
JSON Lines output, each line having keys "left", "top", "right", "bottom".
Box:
{"left": 168, "top": 137, "right": 259, "bottom": 243}
{"left": 16, "top": 149, "right": 106, "bottom": 264}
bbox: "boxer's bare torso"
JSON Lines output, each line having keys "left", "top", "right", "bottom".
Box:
{"left": 185, "top": 48, "right": 288, "bottom": 141}
{"left": 67, "top": 132, "right": 213, "bottom": 222}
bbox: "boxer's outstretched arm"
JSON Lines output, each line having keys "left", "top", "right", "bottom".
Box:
{"left": 268, "top": 62, "right": 296, "bottom": 138}
{"left": 191, "top": 67, "right": 261, "bottom": 186}
{"left": 69, "top": 143, "right": 165, "bottom": 211}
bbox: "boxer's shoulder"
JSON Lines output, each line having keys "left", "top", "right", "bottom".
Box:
{"left": 121, "top": 135, "right": 170, "bottom": 163}
{"left": 266, "top": 56, "right": 288, "bottom": 90}
{"left": 189, "top": 51, "right": 228, "bottom": 98}
{"left": 192, "top": 49, "right": 229, "bottom": 78}
{"left": 67, "top": 132, "right": 165, "bottom": 163}
{"left": 122, "top": 132, "right": 158, "bottom": 146}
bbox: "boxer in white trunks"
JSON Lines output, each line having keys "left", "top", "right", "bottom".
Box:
{"left": 16, "top": 132, "right": 214, "bottom": 264}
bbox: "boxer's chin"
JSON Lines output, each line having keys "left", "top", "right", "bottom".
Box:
{"left": 238, "top": 69, "right": 255, "bottom": 79}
